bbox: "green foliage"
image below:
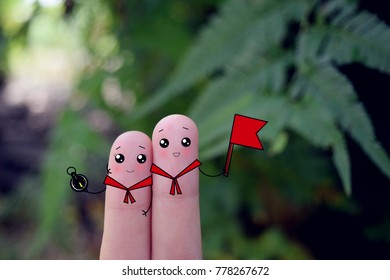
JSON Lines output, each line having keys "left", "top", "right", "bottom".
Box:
{"left": 1, "top": 0, "right": 389, "bottom": 260}
{"left": 135, "top": 0, "right": 390, "bottom": 195}
{"left": 29, "top": 109, "right": 109, "bottom": 257}
{"left": 322, "top": 3, "right": 390, "bottom": 72}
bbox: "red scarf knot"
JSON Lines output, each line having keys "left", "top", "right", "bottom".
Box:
{"left": 150, "top": 159, "right": 202, "bottom": 195}
{"left": 103, "top": 175, "right": 153, "bottom": 204}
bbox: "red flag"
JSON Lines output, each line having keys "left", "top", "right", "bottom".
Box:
{"left": 224, "top": 114, "right": 267, "bottom": 176}
{"left": 230, "top": 114, "right": 267, "bottom": 149}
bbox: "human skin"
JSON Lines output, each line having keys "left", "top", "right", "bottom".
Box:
{"left": 100, "top": 131, "right": 152, "bottom": 260}
{"left": 151, "top": 114, "right": 202, "bottom": 259}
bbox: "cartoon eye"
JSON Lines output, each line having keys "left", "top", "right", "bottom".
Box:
{"left": 181, "top": 137, "right": 191, "bottom": 147}
{"left": 137, "top": 154, "right": 147, "bottom": 164}
{"left": 159, "top": 138, "right": 169, "bottom": 148}
{"left": 115, "top": 154, "right": 125, "bottom": 163}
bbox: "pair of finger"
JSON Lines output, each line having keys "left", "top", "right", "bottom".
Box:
{"left": 100, "top": 115, "right": 202, "bottom": 260}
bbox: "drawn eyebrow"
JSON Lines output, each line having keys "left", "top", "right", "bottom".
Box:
{"left": 139, "top": 145, "right": 145, "bottom": 149}
{"left": 182, "top": 127, "right": 189, "bottom": 130}
{"left": 115, "top": 146, "right": 121, "bottom": 150}
{"left": 158, "top": 129, "right": 164, "bottom": 133}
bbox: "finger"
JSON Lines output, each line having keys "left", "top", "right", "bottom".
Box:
{"left": 151, "top": 114, "right": 202, "bottom": 259}
{"left": 100, "top": 131, "right": 152, "bottom": 260}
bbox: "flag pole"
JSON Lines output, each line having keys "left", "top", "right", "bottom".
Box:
{"left": 223, "top": 142, "right": 234, "bottom": 177}
{"left": 222, "top": 114, "right": 267, "bottom": 177}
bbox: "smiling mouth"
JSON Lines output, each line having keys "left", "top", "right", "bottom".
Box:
{"left": 126, "top": 170, "right": 135, "bottom": 173}
{"left": 173, "top": 152, "right": 180, "bottom": 157}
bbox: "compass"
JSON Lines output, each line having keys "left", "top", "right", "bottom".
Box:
{"left": 67, "top": 166, "right": 88, "bottom": 192}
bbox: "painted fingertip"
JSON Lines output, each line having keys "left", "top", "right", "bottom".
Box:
{"left": 151, "top": 115, "right": 202, "bottom": 259}
{"left": 105, "top": 131, "right": 153, "bottom": 208}
{"left": 152, "top": 114, "right": 199, "bottom": 176}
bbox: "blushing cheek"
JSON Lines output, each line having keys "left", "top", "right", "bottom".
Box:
{"left": 137, "top": 164, "right": 148, "bottom": 173}
{"left": 182, "top": 148, "right": 193, "bottom": 158}
{"left": 158, "top": 149, "right": 169, "bottom": 158}
{"left": 113, "top": 165, "right": 121, "bottom": 173}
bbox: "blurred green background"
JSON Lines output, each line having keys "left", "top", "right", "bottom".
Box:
{"left": 0, "top": 0, "right": 389, "bottom": 259}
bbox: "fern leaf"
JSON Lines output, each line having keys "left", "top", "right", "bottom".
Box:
{"left": 295, "top": 0, "right": 390, "bottom": 74}
{"left": 298, "top": 63, "right": 390, "bottom": 182}
{"left": 295, "top": 27, "right": 330, "bottom": 69}
{"left": 332, "top": 134, "right": 351, "bottom": 195}
{"left": 287, "top": 99, "right": 340, "bottom": 149}
{"left": 174, "top": 0, "right": 307, "bottom": 89}
{"left": 189, "top": 63, "right": 293, "bottom": 160}
{"left": 190, "top": 51, "right": 291, "bottom": 123}
{"left": 287, "top": 99, "right": 352, "bottom": 193}
{"left": 189, "top": 51, "right": 293, "bottom": 160}
{"left": 132, "top": 0, "right": 311, "bottom": 120}
{"left": 303, "top": 7, "right": 390, "bottom": 74}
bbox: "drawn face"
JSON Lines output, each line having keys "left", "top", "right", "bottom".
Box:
{"left": 152, "top": 115, "right": 198, "bottom": 173}
{"left": 107, "top": 131, "right": 152, "bottom": 184}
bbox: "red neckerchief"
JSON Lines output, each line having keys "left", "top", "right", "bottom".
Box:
{"left": 150, "top": 159, "right": 202, "bottom": 195}
{"left": 103, "top": 175, "right": 152, "bottom": 204}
